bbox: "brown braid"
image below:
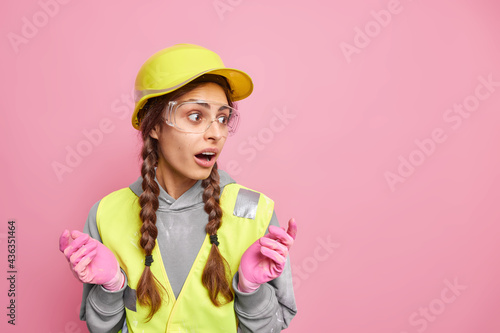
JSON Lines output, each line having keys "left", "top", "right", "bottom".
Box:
{"left": 201, "top": 162, "right": 234, "bottom": 306}
{"left": 136, "top": 95, "right": 168, "bottom": 321}
{"left": 134, "top": 74, "right": 236, "bottom": 318}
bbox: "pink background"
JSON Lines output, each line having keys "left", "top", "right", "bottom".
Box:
{"left": 2, "top": 0, "right": 500, "bottom": 332}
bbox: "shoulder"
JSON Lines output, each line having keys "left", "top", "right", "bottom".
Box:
{"left": 218, "top": 168, "right": 273, "bottom": 201}
{"left": 95, "top": 187, "right": 141, "bottom": 235}
{"left": 222, "top": 182, "right": 273, "bottom": 202}
{"left": 97, "top": 187, "right": 138, "bottom": 211}
{"left": 221, "top": 182, "right": 274, "bottom": 221}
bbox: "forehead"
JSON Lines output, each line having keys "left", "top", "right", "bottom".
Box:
{"left": 177, "top": 82, "right": 228, "bottom": 104}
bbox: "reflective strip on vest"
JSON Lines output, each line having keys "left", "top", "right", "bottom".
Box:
{"left": 233, "top": 188, "right": 261, "bottom": 219}
{"left": 97, "top": 183, "right": 274, "bottom": 333}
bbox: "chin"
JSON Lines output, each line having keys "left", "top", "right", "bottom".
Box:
{"left": 190, "top": 167, "right": 214, "bottom": 181}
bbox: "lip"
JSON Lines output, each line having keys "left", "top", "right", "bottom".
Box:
{"left": 195, "top": 148, "right": 219, "bottom": 155}
{"left": 193, "top": 147, "right": 219, "bottom": 168}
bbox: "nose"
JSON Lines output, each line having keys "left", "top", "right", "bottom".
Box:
{"left": 204, "top": 119, "right": 225, "bottom": 140}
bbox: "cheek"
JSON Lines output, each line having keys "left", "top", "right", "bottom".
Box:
{"left": 177, "top": 136, "right": 195, "bottom": 152}
{"left": 160, "top": 132, "right": 186, "bottom": 152}
{"left": 171, "top": 137, "right": 195, "bottom": 159}
{"left": 158, "top": 131, "right": 201, "bottom": 163}
{"left": 219, "top": 137, "right": 228, "bottom": 149}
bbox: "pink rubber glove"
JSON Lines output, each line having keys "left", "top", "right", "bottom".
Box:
{"left": 238, "top": 218, "right": 298, "bottom": 293}
{"left": 59, "top": 230, "right": 124, "bottom": 291}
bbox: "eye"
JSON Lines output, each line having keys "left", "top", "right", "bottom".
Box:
{"left": 187, "top": 113, "right": 202, "bottom": 122}
{"left": 217, "top": 115, "right": 229, "bottom": 125}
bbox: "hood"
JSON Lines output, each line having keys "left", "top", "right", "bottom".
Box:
{"left": 128, "top": 168, "right": 236, "bottom": 211}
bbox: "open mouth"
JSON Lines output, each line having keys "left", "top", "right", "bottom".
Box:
{"left": 195, "top": 152, "right": 215, "bottom": 162}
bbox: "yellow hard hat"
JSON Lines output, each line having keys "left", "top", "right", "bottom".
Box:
{"left": 132, "top": 43, "right": 253, "bottom": 130}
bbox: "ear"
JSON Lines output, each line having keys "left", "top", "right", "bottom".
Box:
{"left": 150, "top": 124, "right": 160, "bottom": 140}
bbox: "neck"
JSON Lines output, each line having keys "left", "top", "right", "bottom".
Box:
{"left": 155, "top": 164, "right": 197, "bottom": 200}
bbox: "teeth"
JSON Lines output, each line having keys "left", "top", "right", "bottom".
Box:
{"left": 198, "top": 152, "right": 215, "bottom": 162}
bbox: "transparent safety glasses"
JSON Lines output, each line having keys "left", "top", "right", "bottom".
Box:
{"left": 165, "top": 99, "right": 240, "bottom": 135}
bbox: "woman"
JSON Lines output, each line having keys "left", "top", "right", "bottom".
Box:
{"left": 59, "top": 43, "right": 297, "bottom": 333}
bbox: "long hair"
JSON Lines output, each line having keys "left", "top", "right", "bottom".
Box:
{"left": 135, "top": 74, "right": 235, "bottom": 319}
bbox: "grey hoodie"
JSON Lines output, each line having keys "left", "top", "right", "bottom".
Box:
{"left": 79, "top": 169, "right": 297, "bottom": 333}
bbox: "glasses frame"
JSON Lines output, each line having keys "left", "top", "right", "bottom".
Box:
{"left": 164, "top": 99, "right": 240, "bottom": 135}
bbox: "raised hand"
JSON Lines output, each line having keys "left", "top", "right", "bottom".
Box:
{"left": 238, "top": 218, "right": 297, "bottom": 293}
{"left": 59, "top": 230, "right": 124, "bottom": 291}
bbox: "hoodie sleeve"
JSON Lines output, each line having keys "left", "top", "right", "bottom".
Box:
{"left": 233, "top": 210, "right": 298, "bottom": 332}
{"left": 79, "top": 200, "right": 127, "bottom": 333}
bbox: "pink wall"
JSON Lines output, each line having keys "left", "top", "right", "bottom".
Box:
{"left": 2, "top": 0, "right": 500, "bottom": 332}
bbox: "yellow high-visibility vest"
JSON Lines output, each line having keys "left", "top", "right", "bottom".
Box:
{"left": 96, "top": 183, "right": 274, "bottom": 333}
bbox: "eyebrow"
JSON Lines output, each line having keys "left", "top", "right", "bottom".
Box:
{"left": 183, "top": 99, "right": 231, "bottom": 112}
